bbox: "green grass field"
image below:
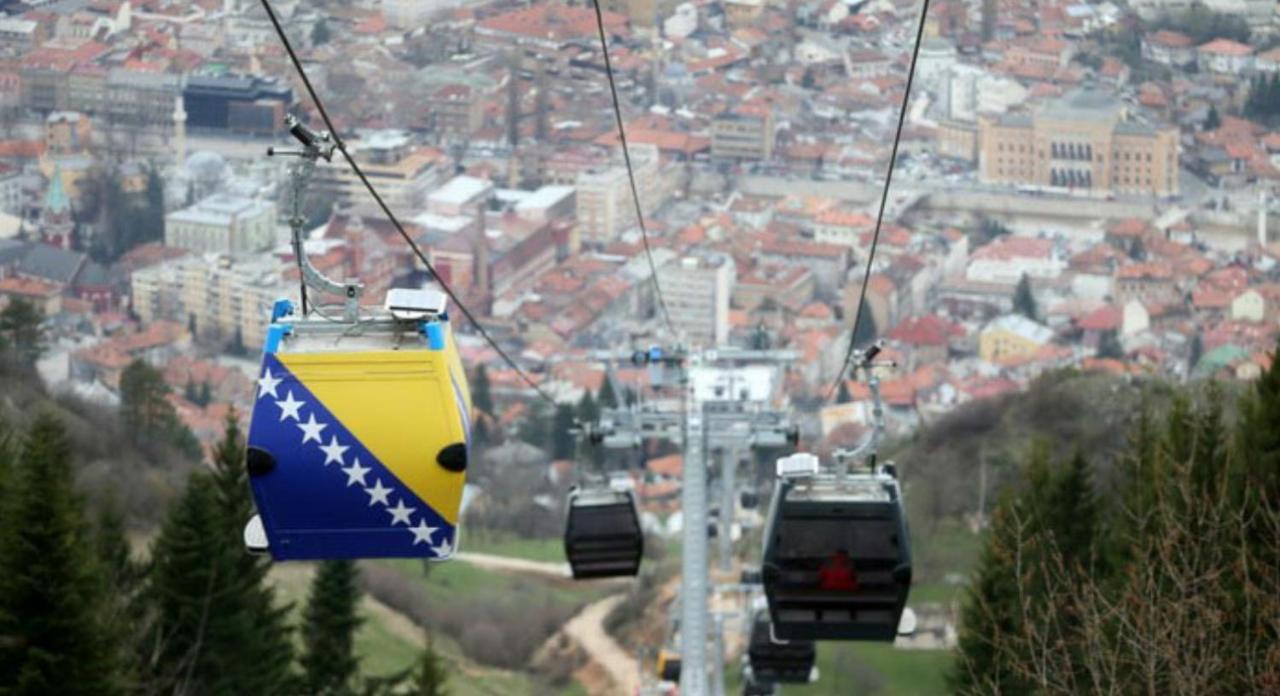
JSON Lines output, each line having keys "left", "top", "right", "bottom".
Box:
{"left": 461, "top": 530, "right": 567, "bottom": 563}
{"left": 724, "top": 643, "right": 953, "bottom": 695}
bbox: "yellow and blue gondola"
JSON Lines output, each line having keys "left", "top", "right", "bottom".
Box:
{"left": 244, "top": 290, "right": 471, "bottom": 561}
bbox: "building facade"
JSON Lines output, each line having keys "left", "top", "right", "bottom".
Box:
{"left": 977, "top": 89, "right": 1179, "bottom": 197}
{"left": 656, "top": 254, "right": 734, "bottom": 348}
{"left": 165, "top": 194, "right": 277, "bottom": 255}
{"left": 711, "top": 109, "right": 775, "bottom": 161}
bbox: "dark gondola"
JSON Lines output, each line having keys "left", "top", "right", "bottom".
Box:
{"left": 761, "top": 453, "right": 912, "bottom": 641}
{"left": 657, "top": 649, "right": 682, "bottom": 682}
{"left": 746, "top": 609, "right": 816, "bottom": 684}
{"left": 563, "top": 485, "right": 643, "bottom": 579}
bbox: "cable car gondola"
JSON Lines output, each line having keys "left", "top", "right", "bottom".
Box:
{"left": 745, "top": 609, "right": 817, "bottom": 684}
{"left": 245, "top": 290, "right": 472, "bottom": 561}
{"left": 564, "top": 475, "right": 643, "bottom": 579}
{"left": 657, "top": 649, "right": 682, "bottom": 683}
{"left": 761, "top": 453, "right": 912, "bottom": 641}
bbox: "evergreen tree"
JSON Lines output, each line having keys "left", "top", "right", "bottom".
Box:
{"left": 517, "top": 404, "right": 550, "bottom": 450}
{"left": 576, "top": 390, "right": 599, "bottom": 425}
{"left": 183, "top": 378, "right": 198, "bottom": 404}
{"left": 301, "top": 560, "right": 363, "bottom": 696}
{"left": 93, "top": 493, "right": 145, "bottom": 687}
{"left": 1205, "top": 103, "right": 1221, "bottom": 131}
{"left": 952, "top": 494, "right": 1034, "bottom": 695}
{"left": 408, "top": 635, "right": 449, "bottom": 696}
{"left": 311, "top": 18, "right": 332, "bottom": 46}
{"left": 142, "top": 166, "right": 166, "bottom": 246}
{"left": 119, "top": 359, "right": 174, "bottom": 437}
{"left": 0, "top": 413, "right": 121, "bottom": 695}
{"left": 145, "top": 415, "right": 295, "bottom": 694}
{"left": 198, "top": 381, "right": 212, "bottom": 408}
{"left": 472, "top": 365, "right": 493, "bottom": 415}
{"left": 851, "top": 307, "right": 877, "bottom": 347}
{"left": 551, "top": 404, "right": 576, "bottom": 460}
{"left": 0, "top": 298, "right": 45, "bottom": 367}
{"left": 1188, "top": 333, "right": 1204, "bottom": 372}
{"left": 1013, "top": 274, "right": 1037, "bottom": 321}
{"left": 597, "top": 377, "right": 618, "bottom": 410}
{"left": 1234, "top": 339, "right": 1280, "bottom": 533}
{"left": 1097, "top": 329, "right": 1124, "bottom": 359}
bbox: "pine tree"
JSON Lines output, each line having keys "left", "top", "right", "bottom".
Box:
{"left": 93, "top": 493, "right": 145, "bottom": 687}
{"left": 472, "top": 365, "right": 493, "bottom": 415}
{"left": 1013, "top": 274, "right": 1037, "bottom": 321}
{"left": 576, "top": 390, "right": 599, "bottom": 425}
{"left": 408, "top": 635, "right": 449, "bottom": 696}
{"left": 198, "top": 381, "right": 212, "bottom": 408}
{"left": 952, "top": 494, "right": 1034, "bottom": 695}
{"left": 301, "top": 560, "right": 363, "bottom": 695}
{"left": 551, "top": 404, "right": 576, "bottom": 460}
{"left": 0, "top": 413, "right": 121, "bottom": 695}
{"left": 517, "top": 403, "right": 550, "bottom": 451}
{"left": 119, "top": 359, "right": 174, "bottom": 438}
{"left": 311, "top": 18, "right": 332, "bottom": 46}
{"left": 1233, "top": 339, "right": 1280, "bottom": 542}
{"left": 183, "top": 378, "right": 198, "bottom": 403}
{"left": 1044, "top": 450, "right": 1099, "bottom": 569}
{"left": 1205, "top": 103, "right": 1221, "bottom": 131}
{"left": 597, "top": 377, "right": 618, "bottom": 409}
{"left": 145, "top": 415, "right": 295, "bottom": 694}
{"left": 0, "top": 298, "right": 45, "bottom": 367}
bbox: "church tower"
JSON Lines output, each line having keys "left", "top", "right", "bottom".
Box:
{"left": 42, "top": 163, "right": 74, "bottom": 249}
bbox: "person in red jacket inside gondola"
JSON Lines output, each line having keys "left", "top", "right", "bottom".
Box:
{"left": 818, "top": 549, "right": 859, "bottom": 591}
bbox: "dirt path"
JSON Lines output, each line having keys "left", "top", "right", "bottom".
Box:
{"left": 563, "top": 594, "right": 640, "bottom": 695}
{"left": 453, "top": 551, "right": 572, "bottom": 579}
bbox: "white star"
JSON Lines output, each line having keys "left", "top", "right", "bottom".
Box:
{"left": 432, "top": 539, "right": 453, "bottom": 558}
{"left": 297, "top": 414, "right": 326, "bottom": 444}
{"left": 275, "top": 391, "right": 304, "bottom": 422}
{"left": 364, "top": 479, "right": 392, "bottom": 507}
{"left": 342, "top": 458, "right": 370, "bottom": 487}
{"left": 319, "top": 436, "right": 349, "bottom": 466}
{"left": 409, "top": 519, "right": 438, "bottom": 545}
{"left": 257, "top": 368, "right": 282, "bottom": 400}
{"left": 386, "top": 498, "right": 415, "bottom": 526}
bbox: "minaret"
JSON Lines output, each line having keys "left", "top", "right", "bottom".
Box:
{"left": 173, "top": 95, "right": 187, "bottom": 169}
{"left": 1258, "top": 186, "right": 1269, "bottom": 248}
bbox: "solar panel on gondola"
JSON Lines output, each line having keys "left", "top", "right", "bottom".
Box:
{"left": 761, "top": 453, "right": 912, "bottom": 642}
{"left": 564, "top": 477, "right": 643, "bottom": 579}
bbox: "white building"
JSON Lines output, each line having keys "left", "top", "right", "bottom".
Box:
{"left": 947, "top": 65, "right": 1028, "bottom": 123}
{"left": 664, "top": 3, "right": 698, "bottom": 39}
{"left": 656, "top": 254, "right": 734, "bottom": 348}
{"left": 576, "top": 144, "right": 660, "bottom": 244}
{"left": 966, "top": 236, "right": 1064, "bottom": 285}
{"left": 383, "top": 0, "right": 468, "bottom": 28}
{"left": 165, "top": 194, "right": 277, "bottom": 255}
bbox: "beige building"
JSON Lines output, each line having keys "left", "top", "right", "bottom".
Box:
{"left": 977, "top": 89, "right": 1179, "bottom": 197}
{"left": 657, "top": 254, "right": 735, "bottom": 347}
{"left": 312, "top": 131, "right": 445, "bottom": 211}
{"left": 165, "top": 194, "right": 277, "bottom": 255}
{"left": 132, "top": 254, "right": 292, "bottom": 348}
{"left": 712, "top": 108, "right": 775, "bottom": 161}
{"left": 576, "top": 143, "right": 660, "bottom": 244}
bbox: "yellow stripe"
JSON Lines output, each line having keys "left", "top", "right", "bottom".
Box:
{"left": 279, "top": 347, "right": 467, "bottom": 524}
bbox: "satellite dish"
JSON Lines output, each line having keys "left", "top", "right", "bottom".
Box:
{"left": 897, "top": 606, "right": 918, "bottom": 637}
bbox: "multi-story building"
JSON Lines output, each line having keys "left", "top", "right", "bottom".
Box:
{"left": 576, "top": 144, "right": 660, "bottom": 244}
{"left": 0, "top": 17, "right": 41, "bottom": 55}
{"left": 45, "top": 111, "right": 91, "bottom": 155}
{"left": 313, "top": 130, "right": 446, "bottom": 212}
{"left": 182, "top": 73, "right": 291, "bottom": 134}
{"left": 977, "top": 89, "right": 1179, "bottom": 197}
{"left": 132, "top": 254, "right": 292, "bottom": 348}
{"left": 978, "top": 314, "right": 1054, "bottom": 363}
{"left": 165, "top": 194, "right": 278, "bottom": 255}
{"left": 711, "top": 107, "right": 775, "bottom": 161}
{"left": 657, "top": 254, "right": 735, "bottom": 348}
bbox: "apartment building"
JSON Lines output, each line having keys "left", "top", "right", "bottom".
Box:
{"left": 656, "top": 254, "right": 735, "bottom": 348}
{"left": 132, "top": 254, "right": 291, "bottom": 348}
{"left": 576, "top": 143, "right": 660, "bottom": 244}
{"left": 313, "top": 130, "right": 445, "bottom": 211}
{"left": 711, "top": 108, "right": 775, "bottom": 161}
